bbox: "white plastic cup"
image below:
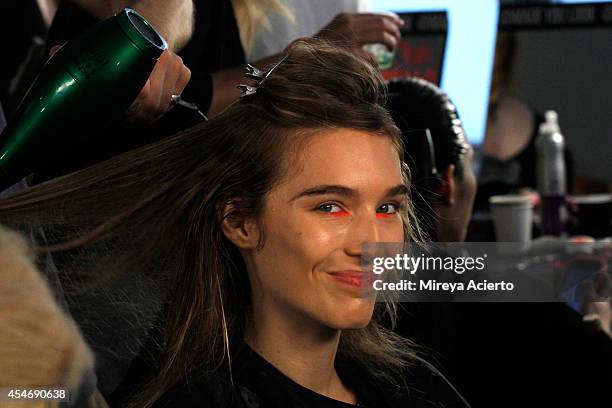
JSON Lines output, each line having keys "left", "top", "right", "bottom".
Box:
{"left": 489, "top": 195, "right": 533, "bottom": 242}
{"left": 362, "top": 11, "right": 402, "bottom": 70}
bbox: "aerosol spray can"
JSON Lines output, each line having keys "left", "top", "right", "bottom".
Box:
{"left": 536, "top": 110, "right": 567, "bottom": 236}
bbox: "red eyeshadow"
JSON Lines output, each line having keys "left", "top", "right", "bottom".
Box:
{"left": 328, "top": 210, "right": 350, "bottom": 217}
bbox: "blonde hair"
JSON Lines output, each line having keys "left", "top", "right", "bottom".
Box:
{"left": 0, "top": 226, "right": 94, "bottom": 408}
{"left": 231, "top": 0, "right": 294, "bottom": 54}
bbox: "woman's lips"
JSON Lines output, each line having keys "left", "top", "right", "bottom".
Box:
{"left": 328, "top": 270, "right": 372, "bottom": 288}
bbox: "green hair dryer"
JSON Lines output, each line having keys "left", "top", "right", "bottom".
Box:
{"left": 0, "top": 8, "right": 167, "bottom": 191}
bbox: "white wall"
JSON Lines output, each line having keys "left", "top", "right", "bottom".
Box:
{"left": 512, "top": 28, "right": 612, "bottom": 183}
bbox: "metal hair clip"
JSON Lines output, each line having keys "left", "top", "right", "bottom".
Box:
{"left": 237, "top": 84, "right": 258, "bottom": 98}
{"left": 237, "top": 55, "right": 289, "bottom": 98}
{"left": 424, "top": 128, "right": 438, "bottom": 177}
{"left": 244, "top": 64, "right": 266, "bottom": 81}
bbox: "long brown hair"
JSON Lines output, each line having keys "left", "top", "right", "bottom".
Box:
{"left": 0, "top": 38, "right": 422, "bottom": 407}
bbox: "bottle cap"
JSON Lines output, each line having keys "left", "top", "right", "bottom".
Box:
{"left": 539, "top": 110, "right": 561, "bottom": 135}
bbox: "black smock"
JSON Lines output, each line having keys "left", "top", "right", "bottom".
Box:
{"left": 153, "top": 345, "right": 471, "bottom": 408}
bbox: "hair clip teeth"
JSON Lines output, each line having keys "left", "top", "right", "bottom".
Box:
{"left": 245, "top": 64, "right": 266, "bottom": 80}
{"left": 237, "top": 84, "right": 258, "bottom": 97}
{"left": 239, "top": 55, "right": 289, "bottom": 98}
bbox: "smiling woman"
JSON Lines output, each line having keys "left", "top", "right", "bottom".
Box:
{"left": 0, "top": 38, "right": 468, "bottom": 407}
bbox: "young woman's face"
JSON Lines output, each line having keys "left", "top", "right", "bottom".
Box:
{"left": 245, "top": 128, "right": 407, "bottom": 331}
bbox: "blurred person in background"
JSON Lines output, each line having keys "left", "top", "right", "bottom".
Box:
{"left": 386, "top": 76, "right": 610, "bottom": 408}
{"left": 475, "top": 32, "right": 573, "bottom": 212}
{"left": 387, "top": 77, "right": 476, "bottom": 243}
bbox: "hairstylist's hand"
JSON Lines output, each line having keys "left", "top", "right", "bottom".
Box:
{"left": 50, "top": 46, "right": 191, "bottom": 125}
{"left": 316, "top": 12, "right": 403, "bottom": 56}
{"left": 125, "top": 50, "right": 191, "bottom": 124}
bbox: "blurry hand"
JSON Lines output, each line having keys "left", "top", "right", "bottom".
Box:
{"left": 316, "top": 12, "right": 404, "bottom": 58}
{"left": 125, "top": 50, "right": 191, "bottom": 124}
{"left": 582, "top": 271, "right": 612, "bottom": 338}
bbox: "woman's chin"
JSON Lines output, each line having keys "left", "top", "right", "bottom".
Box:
{"left": 329, "top": 301, "right": 375, "bottom": 330}
{"left": 344, "top": 318, "right": 372, "bottom": 330}
{"left": 335, "top": 317, "right": 372, "bottom": 330}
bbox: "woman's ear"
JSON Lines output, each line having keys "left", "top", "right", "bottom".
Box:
{"left": 437, "top": 164, "right": 456, "bottom": 206}
{"left": 221, "top": 206, "right": 260, "bottom": 249}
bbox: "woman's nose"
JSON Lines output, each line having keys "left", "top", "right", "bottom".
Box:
{"left": 344, "top": 211, "right": 381, "bottom": 256}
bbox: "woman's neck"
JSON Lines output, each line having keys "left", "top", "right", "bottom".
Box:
{"left": 244, "top": 305, "right": 357, "bottom": 404}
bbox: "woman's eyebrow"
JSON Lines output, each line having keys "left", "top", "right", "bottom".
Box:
{"left": 291, "top": 185, "right": 357, "bottom": 201}
{"left": 386, "top": 185, "right": 409, "bottom": 197}
{"left": 291, "top": 184, "right": 408, "bottom": 201}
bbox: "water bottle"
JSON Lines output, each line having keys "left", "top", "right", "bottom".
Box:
{"left": 536, "top": 110, "right": 567, "bottom": 236}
